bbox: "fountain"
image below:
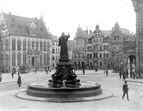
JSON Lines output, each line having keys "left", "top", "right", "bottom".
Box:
{"left": 16, "top": 33, "right": 112, "bottom": 102}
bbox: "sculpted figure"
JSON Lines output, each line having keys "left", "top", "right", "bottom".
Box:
{"left": 58, "top": 33, "right": 70, "bottom": 58}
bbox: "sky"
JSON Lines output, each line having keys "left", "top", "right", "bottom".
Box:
{"left": 0, "top": 0, "right": 136, "bottom": 39}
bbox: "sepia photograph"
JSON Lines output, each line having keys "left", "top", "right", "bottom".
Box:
{"left": 0, "top": 0, "right": 142, "bottom": 111}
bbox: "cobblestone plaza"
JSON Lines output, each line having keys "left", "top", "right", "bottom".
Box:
{"left": 0, "top": 70, "right": 143, "bottom": 111}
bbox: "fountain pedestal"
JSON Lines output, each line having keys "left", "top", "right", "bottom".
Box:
{"left": 49, "top": 57, "right": 80, "bottom": 88}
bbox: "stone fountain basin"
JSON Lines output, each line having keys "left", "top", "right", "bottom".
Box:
{"left": 26, "top": 82, "right": 102, "bottom": 98}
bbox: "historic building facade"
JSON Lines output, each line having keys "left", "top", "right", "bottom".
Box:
{"left": 109, "top": 23, "right": 133, "bottom": 71}
{"left": 72, "top": 25, "right": 110, "bottom": 69}
{"left": 0, "top": 12, "right": 51, "bottom": 72}
{"left": 72, "top": 23, "right": 134, "bottom": 70}
{"left": 72, "top": 26, "right": 88, "bottom": 69}
{"left": 86, "top": 25, "right": 110, "bottom": 69}
{"left": 51, "top": 36, "right": 60, "bottom": 69}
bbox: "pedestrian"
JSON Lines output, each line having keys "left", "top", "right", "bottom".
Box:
{"left": 122, "top": 81, "right": 129, "bottom": 101}
{"left": 17, "top": 73, "right": 22, "bottom": 87}
{"left": 82, "top": 63, "right": 85, "bottom": 75}
{"left": 0, "top": 73, "right": 2, "bottom": 82}
{"left": 106, "top": 70, "right": 108, "bottom": 76}
{"left": 119, "top": 71, "right": 122, "bottom": 79}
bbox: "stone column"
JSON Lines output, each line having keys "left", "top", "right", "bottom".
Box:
{"left": 132, "top": 0, "right": 143, "bottom": 78}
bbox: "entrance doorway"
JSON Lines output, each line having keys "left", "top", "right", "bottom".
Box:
{"left": 128, "top": 55, "right": 136, "bottom": 78}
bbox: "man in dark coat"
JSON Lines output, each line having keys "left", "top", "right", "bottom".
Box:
{"left": 122, "top": 81, "right": 129, "bottom": 101}
{"left": 17, "top": 73, "right": 22, "bottom": 87}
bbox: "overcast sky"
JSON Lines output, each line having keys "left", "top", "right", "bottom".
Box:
{"left": 0, "top": 0, "right": 135, "bottom": 39}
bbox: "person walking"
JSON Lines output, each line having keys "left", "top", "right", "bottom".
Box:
{"left": 17, "top": 73, "right": 22, "bottom": 87}
{"left": 106, "top": 70, "right": 108, "bottom": 76}
{"left": 82, "top": 63, "right": 85, "bottom": 75}
{"left": 119, "top": 71, "right": 122, "bottom": 79}
{"left": 122, "top": 81, "right": 129, "bottom": 101}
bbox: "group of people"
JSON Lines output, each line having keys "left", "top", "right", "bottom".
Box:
{"left": 119, "top": 66, "right": 136, "bottom": 80}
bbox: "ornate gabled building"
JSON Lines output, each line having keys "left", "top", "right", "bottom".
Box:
{"left": 109, "top": 22, "right": 134, "bottom": 71}
{"left": 72, "top": 25, "right": 110, "bottom": 69}
{"left": 0, "top": 12, "right": 51, "bottom": 73}
{"left": 72, "top": 26, "right": 87, "bottom": 69}
{"left": 72, "top": 23, "right": 134, "bottom": 70}
{"left": 86, "top": 25, "right": 110, "bottom": 69}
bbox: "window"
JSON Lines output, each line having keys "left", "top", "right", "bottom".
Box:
{"left": 100, "top": 54, "right": 102, "bottom": 58}
{"left": 93, "top": 53, "right": 96, "bottom": 58}
{"left": 104, "top": 53, "right": 106, "bottom": 58}
{"left": 12, "top": 39, "right": 16, "bottom": 50}
{"left": 17, "top": 40, "right": 21, "bottom": 50}
{"left": 100, "top": 46, "right": 102, "bottom": 51}
{"left": 47, "top": 54, "right": 50, "bottom": 65}
{"left": 44, "top": 41, "right": 46, "bottom": 51}
{"left": 17, "top": 53, "right": 21, "bottom": 66}
{"left": 12, "top": 53, "right": 16, "bottom": 66}
{"left": 36, "top": 41, "right": 38, "bottom": 50}
{"left": 32, "top": 41, "right": 35, "bottom": 49}
{"left": 40, "top": 41, "right": 42, "bottom": 51}
{"left": 52, "top": 49, "right": 55, "bottom": 53}
{"left": 23, "top": 40, "right": 26, "bottom": 50}
{"left": 114, "top": 36, "right": 116, "bottom": 40}
{"left": 107, "top": 54, "right": 109, "bottom": 58}
{"left": 44, "top": 54, "right": 47, "bottom": 65}
{"left": 40, "top": 54, "right": 42, "bottom": 65}
{"left": 23, "top": 54, "right": 26, "bottom": 65}
{"left": 52, "top": 56, "right": 55, "bottom": 61}
{"left": 96, "top": 53, "right": 98, "bottom": 58}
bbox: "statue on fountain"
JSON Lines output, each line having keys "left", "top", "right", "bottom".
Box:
{"left": 58, "top": 32, "right": 70, "bottom": 60}
{"left": 49, "top": 32, "right": 80, "bottom": 88}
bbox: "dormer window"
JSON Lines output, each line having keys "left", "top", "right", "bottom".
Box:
{"left": 30, "top": 22, "right": 37, "bottom": 35}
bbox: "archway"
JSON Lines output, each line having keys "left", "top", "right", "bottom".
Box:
{"left": 127, "top": 55, "right": 136, "bottom": 78}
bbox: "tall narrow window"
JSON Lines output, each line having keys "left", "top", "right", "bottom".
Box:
{"left": 17, "top": 53, "right": 21, "bottom": 66}
{"left": 40, "top": 41, "right": 42, "bottom": 51}
{"left": 44, "top": 41, "right": 46, "bottom": 51}
{"left": 12, "top": 53, "right": 16, "bottom": 66}
{"left": 44, "top": 53, "right": 47, "bottom": 65}
{"left": 17, "top": 40, "right": 21, "bottom": 50}
{"left": 12, "top": 39, "right": 16, "bottom": 50}
{"left": 40, "top": 54, "right": 42, "bottom": 65}
{"left": 23, "top": 53, "right": 26, "bottom": 65}
{"left": 23, "top": 40, "right": 26, "bottom": 50}
{"left": 32, "top": 41, "right": 35, "bottom": 49}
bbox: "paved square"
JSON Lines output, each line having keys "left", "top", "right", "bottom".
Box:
{"left": 0, "top": 70, "right": 143, "bottom": 111}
